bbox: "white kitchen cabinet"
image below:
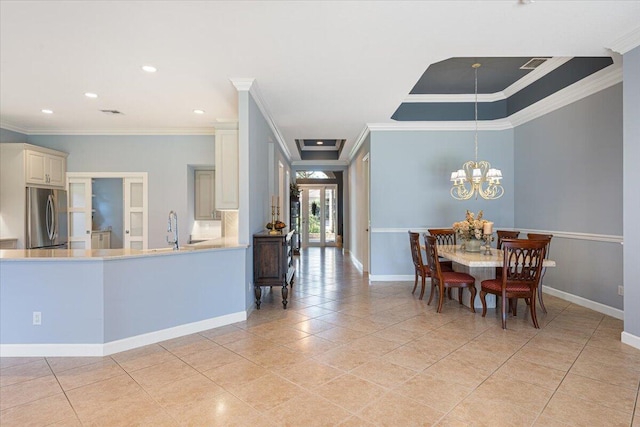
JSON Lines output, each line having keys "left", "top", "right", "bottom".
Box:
{"left": 0, "top": 238, "right": 18, "bottom": 249}
{"left": 215, "top": 129, "right": 238, "bottom": 210}
{"left": 25, "top": 147, "right": 67, "bottom": 188}
{"left": 91, "top": 231, "right": 111, "bottom": 249}
{"left": 0, "top": 143, "right": 69, "bottom": 248}
{"left": 195, "top": 170, "right": 218, "bottom": 220}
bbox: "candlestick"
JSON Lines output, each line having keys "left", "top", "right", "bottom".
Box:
{"left": 483, "top": 221, "right": 493, "bottom": 235}
{"left": 484, "top": 235, "right": 492, "bottom": 255}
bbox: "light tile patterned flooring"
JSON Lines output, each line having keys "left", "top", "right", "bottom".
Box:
{"left": 2, "top": 247, "right": 640, "bottom": 426}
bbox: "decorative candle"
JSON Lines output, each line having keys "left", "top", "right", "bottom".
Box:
{"left": 483, "top": 221, "right": 493, "bottom": 234}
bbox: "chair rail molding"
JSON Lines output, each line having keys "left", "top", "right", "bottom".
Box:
{"left": 371, "top": 227, "right": 623, "bottom": 244}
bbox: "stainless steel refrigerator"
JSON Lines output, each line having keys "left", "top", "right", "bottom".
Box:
{"left": 26, "top": 187, "right": 68, "bottom": 249}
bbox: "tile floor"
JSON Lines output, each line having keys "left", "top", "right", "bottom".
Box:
{"left": 1, "top": 247, "right": 639, "bottom": 426}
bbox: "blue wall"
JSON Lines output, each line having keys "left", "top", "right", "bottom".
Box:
{"left": 26, "top": 134, "right": 214, "bottom": 249}
{"left": 623, "top": 46, "right": 640, "bottom": 337}
{"left": 0, "top": 128, "right": 27, "bottom": 143}
{"left": 0, "top": 249, "right": 246, "bottom": 350}
{"left": 368, "top": 129, "right": 514, "bottom": 276}
{"left": 515, "top": 84, "right": 623, "bottom": 310}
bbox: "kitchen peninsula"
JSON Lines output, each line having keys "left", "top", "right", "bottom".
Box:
{"left": 0, "top": 239, "right": 249, "bottom": 357}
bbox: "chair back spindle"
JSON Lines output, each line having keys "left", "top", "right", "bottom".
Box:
{"left": 428, "top": 228, "right": 457, "bottom": 246}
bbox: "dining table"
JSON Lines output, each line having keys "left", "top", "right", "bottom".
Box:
{"left": 436, "top": 244, "right": 556, "bottom": 309}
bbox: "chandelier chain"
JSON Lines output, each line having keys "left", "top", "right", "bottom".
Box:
{"left": 474, "top": 64, "right": 478, "bottom": 164}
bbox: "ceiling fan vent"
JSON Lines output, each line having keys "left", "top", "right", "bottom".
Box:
{"left": 100, "top": 109, "right": 123, "bottom": 115}
{"left": 520, "top": 58, "right": 548, "bottom": 70}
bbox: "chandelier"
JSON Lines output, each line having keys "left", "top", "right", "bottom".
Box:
{"left": 450, "top": 63, "right": 504, "bottom": 200}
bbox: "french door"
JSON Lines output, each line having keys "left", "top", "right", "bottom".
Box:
{"left": 300, "top": 184, "right": 337, "bottom": 247}
{"left": 123, "top": 176, "right": 147, "bottom": 249}
{"left": 67, "top": 173, "right": 148, "bottom": 250}
{"left": 67, "top": 177, "right": 92, "bottom": 249}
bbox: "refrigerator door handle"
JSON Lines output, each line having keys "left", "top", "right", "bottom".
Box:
{"left": 50, "top": 194, "right": 58, "bottom": 240}
{"left": 46, "top": 195, "right": 55, "bottom": 241}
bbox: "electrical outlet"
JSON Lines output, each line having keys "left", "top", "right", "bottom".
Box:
{"left": 33, "top": 311, "right": 42, "bottom": 325}
{"left": 618, "top": 286, "right": 624, "bottom": 296}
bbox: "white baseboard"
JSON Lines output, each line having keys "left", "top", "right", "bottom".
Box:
{"left": 369, "top": 274, "right": 415, "bottom": 282}
{"left": 349, "top": 251, "right": 364, "bottom": 273}
{"left": 621, "top": 331, "right": 640, "bottom": 351}
{"left": 0, "top": 311, "right": 247, "bottom": 358}
{"left": 0, "top": 344, "right": 104, "bottom": 358}
{"left": 542, "top": 285, "right": 624, "bottom": 320}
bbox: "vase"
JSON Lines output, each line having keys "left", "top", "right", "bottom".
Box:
{"left": 465, "top": 238, "right": 482, "bottom": 252}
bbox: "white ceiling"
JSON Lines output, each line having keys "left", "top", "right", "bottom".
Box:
{"left": 1, "top": 1, "right": 639, "bottom": 163}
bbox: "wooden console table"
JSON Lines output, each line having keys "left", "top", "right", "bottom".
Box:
{"left": 253, "top": 229, "right": 295, "bottom": 309}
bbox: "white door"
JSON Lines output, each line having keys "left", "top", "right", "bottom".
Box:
{"left": 300, "top": 184, "right": 337, "bottom": 247}
{"left": 363, "top": 154, "right": 370, "bottom": 273}
{"left": 123, "top": 176, "right": 148, "bottom": 249}
{"left": 67, "top": 177, "right": 92, "bottom": 249}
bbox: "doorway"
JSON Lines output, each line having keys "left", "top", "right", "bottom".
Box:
{"left": 300, "top": 184, "right": 337, "bottom": 247}
{"left": 67, "top": 172, "right": 148, "bottom": 250}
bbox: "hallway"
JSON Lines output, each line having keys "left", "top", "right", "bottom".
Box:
{"left": 1, "top": 247, "right": 639, "bottom": 426}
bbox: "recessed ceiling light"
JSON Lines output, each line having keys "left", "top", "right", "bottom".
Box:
{"left": 317, "top": 141, "right": 324, "bottom": 145}
{"left": 84, "top": 92, "right": 98, "bottom": 98}
{"left": 41, "top": 109, "right": 53, "bottom": 114}
{"left": 141, "top": 65, "right": 157, "bottom": 73}
{"left": 193, "top": 109, "right": 205, "bottom": 114}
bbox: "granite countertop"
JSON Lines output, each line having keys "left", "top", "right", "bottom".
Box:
{"left": 0, "top": 237, "right": 246, "bottom": 260}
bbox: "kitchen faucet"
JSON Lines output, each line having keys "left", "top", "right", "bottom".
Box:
{"left": 167, "top": 210, "right": 179, "bottom": 250}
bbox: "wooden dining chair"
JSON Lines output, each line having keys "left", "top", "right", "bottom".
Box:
{"left": 496, "top": 230, "right": 520, "bottom": 249}
{"left": 527, "top": 233, "right": 553, "bottom": 313}
{"left": 495, "top": 230, "right": 520, "bottom": 279}
{"left": 408, "top": 231, "right": 430, "bottom": 300}
{"left": 428, "top": 228, "right": 456, "bottom": 298}
{"left": 423, "top": 234, "right": 476, "bottom": 313}
{"left": 480, "top": 238, "right": 547, "bottom": 329}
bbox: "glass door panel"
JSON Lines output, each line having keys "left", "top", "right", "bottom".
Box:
{"left": 307, "top": 188, "right": 321, "bottom": 245}
{"left": 124, "top": 177, "right": 147, "bottom": 249}
{"left": 324, "top": 187, "right": 336, "bottom": 244}
{"left": 67, "top": 178, "right": 92, "bottom": 249}
{"left": 300, "top": 184, "right": 337, "bottom": 247}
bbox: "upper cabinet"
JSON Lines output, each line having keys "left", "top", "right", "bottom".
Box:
{"left": 215, "top": 128, "right": 238, "bottom": 210}
{"left": 25, "top": 146, "right": 67, "bottom": 188}
{"left": 195, "top": 169, "right": 219, "bottom": 220}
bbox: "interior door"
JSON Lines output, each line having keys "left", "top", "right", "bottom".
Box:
{"left": 67, "top": 177, "right": 92, "bottom": 249}
{"left": 123, "top": 176, "right": 148, "bottom": 249}
{"left": 301, "top": 185, "right": 337, "bottom": 247}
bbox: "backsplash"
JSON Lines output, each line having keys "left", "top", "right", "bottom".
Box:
{"left": 222, "top": 211, "right": 238, "bottom": 238}
{"left": 190, "top": 220, "right": 222, "bottom": 240}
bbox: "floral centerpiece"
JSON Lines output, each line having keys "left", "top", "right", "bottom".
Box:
{"left": 452, "top": 210, "right": 493, "bottom": 252}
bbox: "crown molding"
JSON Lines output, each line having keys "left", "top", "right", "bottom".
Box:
{"left": 609, "top": 27, "right": 640, "bottom": 54}
{"left": 404, "top": 93, "right": 504, "bottom": 103}
{"left": 0, "top": 121, "right": 29, "bottom": 134}
{"left": 353, "top": 61, "right": 622, "bottom": 151}
{"left": 403, "top": 57, "right": 573, "bottom": 104}
{"left": 212, "top": 122, "right": 238, "bottom": 131}
{"left": 291, "top": 159, "right": 348, "bottom": 167}
{"left": 9, "top": 128, "right": 216, "bottom": 136}
{"left": 348, "top": 125, "right": 371, "bottom": 161}
{"left": 509, "top": 62, "right": 622, "bottom": 128}
{"left": 231, "top": 78, "right": 292, "bottom": 161}
{"left": 366, "top": 120, "right": 512, "bottom": 132}
{"left": 300, "top": 146, "right": 340, "bottom": 152}
{"left": 503, "top": 57, "right": 572, "bottom": 98}
{"left": 230, "top": 78, "right": 255, "bottom": 92}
